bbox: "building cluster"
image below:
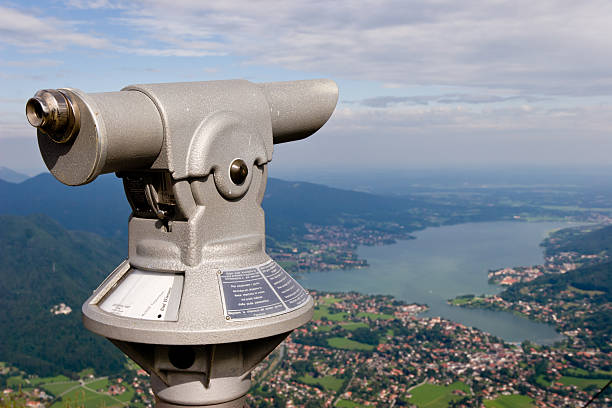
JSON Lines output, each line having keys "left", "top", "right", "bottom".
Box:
{"left": 2, "top": 292, "right": 609, "bottom": 407}
{"left": 488, "top": 251, "right": 606, "bottom": 285}
{"left": 0, "top": 365, "right": 154, "bottom": 408}
{"left": 126, "top": 370, "right": 154, "bottom": 407}
{"left": 269, "top": 224, "right": 411, "bottom": 272}
{"left": 2, "top": 386, "right": 50, "bottom": 408}
{"left": 459, "top": 248, "right": 610, "bottom": 353}
{"left": 488, "top": 266, "right": 544, "bottom": 285}
{"left": 49, "top": 303, "right": 72, "bottom": 316}
{"left": 247, "top": 292, "right": 610, "bottom": 408}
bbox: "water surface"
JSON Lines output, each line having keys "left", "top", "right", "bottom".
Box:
{"left": 297, "top": 221, "right": 574, "bottom": 344}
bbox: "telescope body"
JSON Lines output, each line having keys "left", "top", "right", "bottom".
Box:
{"left": 27, "top": 79, "right": 338, "bottom": 407}
{"left": 30, "top": 79, "right": 338, "bottom": 186}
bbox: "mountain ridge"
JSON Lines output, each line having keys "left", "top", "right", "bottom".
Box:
{"left": 0, "top": 166, "right": 29, "bottom": 183}
{"left": 0, "top": 172, "right": 425, "bottom": 240}
{"left": 0, "top": 214, "right": 126, "bottom": 376}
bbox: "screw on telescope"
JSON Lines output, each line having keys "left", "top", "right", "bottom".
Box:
{"left": 229, "top": 158, "right": 248, "bottom": 185}
{"left": 26, "top": 89, "right": 80, "bottom": 143}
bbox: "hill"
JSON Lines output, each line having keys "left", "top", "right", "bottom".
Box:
{"left": 0, "top": 167, "right": 29, "bottom": 183}
{"left": 0, "top": 174, "right": 130, "bottom": 238}
{"left": 0, "top": 172, "right": 539, "bottom": 243}
{"left": 0, "top": 214, "right": 126, "bottom": 376}
{"left": 0, "top": 174, "right": 433, "bottom": 240}
{"left": 504, "top": 261, "right": 612, "bottom": 302}
{"left": 544, "top": 224, "right": 612, "bottom": 256}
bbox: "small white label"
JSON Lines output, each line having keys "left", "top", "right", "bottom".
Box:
{"left": 99, "top": 269, "right": 183, "bottom": 321}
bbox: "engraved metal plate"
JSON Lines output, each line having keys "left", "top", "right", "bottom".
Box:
{"left": 218, "top": 260, "right": 310, "bottom": 321}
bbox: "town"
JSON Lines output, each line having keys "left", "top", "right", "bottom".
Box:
{"left": 247, "top": 292, "right": 610, "bottom": 407}
{"left": 2, "top": 292, "right": 609, "bottom": 408}
{"left": 268, "top": 223, "right": 412, "bottom": 272}
{"left": 487, "top": 251, "right": 606, "bottom": 286}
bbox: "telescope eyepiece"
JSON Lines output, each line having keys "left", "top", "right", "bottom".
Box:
{"left": 25, "top": 97, "right": 48, "bottom": 127}
{"left": 26, "top": 89, "right": 80, "bottom": 144}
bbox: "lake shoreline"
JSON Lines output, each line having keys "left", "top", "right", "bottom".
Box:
{"left": 297, "top": 220, "right": 575, "bottom": 344}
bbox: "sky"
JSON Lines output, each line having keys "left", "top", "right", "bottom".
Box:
{"left": 1, "top": 0, "right": 612, "bottom": 176}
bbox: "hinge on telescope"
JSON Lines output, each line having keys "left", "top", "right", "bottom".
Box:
{"left": 121, "top": 172, "right": 177, "bottom": 224}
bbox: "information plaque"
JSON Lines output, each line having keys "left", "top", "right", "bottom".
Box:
{"left": 218, "top": 260, "right": 310, "bottom": 321}
{"left": 99, "top": 269, "right": 183, "bottom": 321}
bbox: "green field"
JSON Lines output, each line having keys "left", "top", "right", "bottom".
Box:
{"left": 313, "top": 306, "right": 348, "bottom": 322}
{"left": 563, "top": 367, "right": 612, "bottom": 377}
{"left": 86, "top": 378, "right": 110, "bottom": 391}
{"left": 114, "top": 385, "right": 136, "bottom": 403}
{"left": 6, "top": 376, "right": 26, "bottom": 388}
{"left": 484, "top": 394, "right": 534, "bottom": 408}
{"left": 341, "top": 322, "right": 369, "bottom": 331}
{"left": 41, "top": 381, "right": 80, "bottom": 396}
{"left": 559, "top": 376, "right": 610, "bottom": 390}
{"left": 30, "top": 375, "right": 71, "bottom": 386}
{"left": 408, "top": 382, "right": 471, "bottom": 407}
{"left": 50, "top": 386, "right": 123, "bottom": 408}
{"left": 298, "top": 374, "right": 344, "bottom": 391}
{"left": 567, "top": 285, "right": 606, "bottom": 296}
{"left": 327, "top": 337, "right": 375, "bottom": 351}
{"left": 78, "top": 368, "right": 95, "bottom": 378}
{"left": 336, "top": 399, "right": 362, "bottom": 407}
{"left": 534, "top": 374, "right": 551, "bottom": 388}
{"left": 449, "top": 295, "right": 477, "bottom": 306}
{"left": 356, "top": 311, "right": 394, "bottom": 320}
{"left": 320, "top": 296, "right": 341, "bottom": 305}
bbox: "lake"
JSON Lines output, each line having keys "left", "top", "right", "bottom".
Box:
{"left": 297, "top": 221, "right": 575, "bottom": 344}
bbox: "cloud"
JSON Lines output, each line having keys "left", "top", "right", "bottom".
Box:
{"left": 328, "top": 103, "right": 612, "bottom": 143}
{"left": 117, "top": 47, "right": 224, "bottom": 57}
{"left": 0, "top": 5, "right": 111, "bottom": 51}
{"left": 64, "top": 0, "right": 124, "bottom": 9}
{"left": 0, "top": 58, "right": 63, "bottom": 67}
{"left": 0, "top": 4, "right": 220, "bottom": 57}
{"left": 107, "top": 0, "right": 612, "bottom": 96}
{"left": 4, "top": 2, "right": 612, "bottom": 97}
{"left": 352, "top": 93, "right": 548, "bottom": 107}
{"left": 0, "top": 117, "right": 31, "bottom": 139}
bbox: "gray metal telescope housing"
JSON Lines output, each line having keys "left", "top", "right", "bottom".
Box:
{"left": 26, "top": 79, "right": 338, "bottom": 407}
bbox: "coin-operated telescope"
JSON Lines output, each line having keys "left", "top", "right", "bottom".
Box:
{"left": 26, "top": 79, "right": 338, "bottom": 407}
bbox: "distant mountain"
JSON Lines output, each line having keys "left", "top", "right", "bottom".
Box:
{"left": 545, "top": 224, "right": 612, "bottom": 256}
{"left": 0, "top": 166, "right": 29, "bottom": 183}
{"left": 0, "top": 171, "right": 539, "bottom": 246}
{"left": 0, "top": 173, "right": 131, "bottom": 238}
{"left": 511, "top": 260, "right": 612, "bottom": 301}
{"left": 263, "top": 178, "right": 421, "bottom": 240}
{"left": 0, "top": 214, "right": 126, "bottom": 376}
{"left": 0, "top": 173, "right": 424, "bottom": 241}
